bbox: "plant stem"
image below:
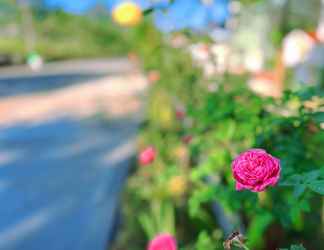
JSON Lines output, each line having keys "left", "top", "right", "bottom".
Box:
{"left": 234, "top": 242, "right": 251, "bottom": 250}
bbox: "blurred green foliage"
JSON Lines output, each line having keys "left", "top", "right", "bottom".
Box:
{"left": 33, "top": 11, "right": 132, "bottom": 60}
{"left": 121, "top": 18, "right": 324, "bottom": 250}
{"left": 0, "top": 4, "right": 132, "bottom": 60}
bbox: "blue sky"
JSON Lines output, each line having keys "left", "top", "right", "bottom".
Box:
{"left": 41, "top": 0, "right": 230, "bottom": 32}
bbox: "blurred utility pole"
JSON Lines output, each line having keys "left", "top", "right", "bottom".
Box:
{"left": 16, "top": 0, "right": 36, "bottom": 53}
{"left": 280, "top": 0, "right": 290, "bottom": 37}
{"left": 318, "top": 0, "right": 324, "bottom": 36}
{"left": 319, "top": 0, "right": 324, "bottom": 91}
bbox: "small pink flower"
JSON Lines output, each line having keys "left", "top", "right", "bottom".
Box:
{"left": 147, "top": 70, "right": 160, "bottom": 84}
{"left": 175, "top": 108, "right": 186, "bottom": 120}
{"left": 147, "top": 233, "right": 177, "bottom": 250}
{"left": 139, "top": 146, "right": 156, "bottom": 166}
{"left": 232, "top": 148, "right": 281, "bottom": 192}
{"left": 182, "top": 135, "right": 192, "bottom": 144}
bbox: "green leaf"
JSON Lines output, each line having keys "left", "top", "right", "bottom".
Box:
{"left": 188, "top": 186, "right": 217, "bottom": 217}
{"left": 304, "top": 170, "right": 321, "bottom": 182}
{"left": 290, "top": 245, "right": 306, "bottom": 250}
{"left": 307, "top": 180, "right": 324, "bottom": 195}
{"left": 247, "top": 212, "right": 273, "bottom": 248}
{"left": 139, "top": 213, "right": 156, "bottom": 238}
{"left": 280, "top": 174, "right": 302, "bottom": 186}
{"left": 299, "top": 199, "right": 311, "bottom": 212}
{"left": 312, "top": 112, "right": 324, "bottom": 123}
{"left": 195, "top": 231, "right": 217, "bottom": 250}
{"left": 143, "top": 8, "right": 154, "bottom": 15}
{"left": 293, "top": 185, "right": 306, "bottom": 198}
{"left": 279, "top": 244, "right": 306, "bottom": 250}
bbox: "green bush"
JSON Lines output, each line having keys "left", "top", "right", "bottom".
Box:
{"left": 117, "top": 19, "right": 324, "bottom": 250}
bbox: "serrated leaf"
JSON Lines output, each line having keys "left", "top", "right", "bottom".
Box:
{"left": 280, "top": 174, "right": 302, "bottom": 186}
{"left": 293, "top": 185, "right": 306, "bottom": 198}
{"left": 304, "top": 170, "right": 320, "bottom": 182}
{"left": 307, "top": 180, "right": 324, "bottom": 195}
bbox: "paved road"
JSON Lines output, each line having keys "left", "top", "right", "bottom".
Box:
{"left": 0, "top": 58, "right": 134, "bottom": 98}
{"left": 0, "top": 59, "right": 145, "bottom": 250}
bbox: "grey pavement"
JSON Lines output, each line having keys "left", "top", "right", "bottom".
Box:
{"left": 0, "top": 59, "right": 145, "bottom": 250}
{"left": 0, "top": 58, "right": 136, "bottom": 98}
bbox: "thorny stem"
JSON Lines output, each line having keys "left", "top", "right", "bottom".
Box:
{"left": 234, "top": 241, "right": 251, "bottom": 250}
{"left": 241, "top": 244, "right": 251, "bottom": 250}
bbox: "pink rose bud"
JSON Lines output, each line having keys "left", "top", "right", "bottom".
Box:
{"left": 147, "top": 70, "right": 161, "bottom": 84}
{"left": 232, "top": 149, "right": 281, "bottom": 192}
{"left": 182, "top": 135, "right": 192, "bottom": 144}
{"left": 175, "top": 109, "right": 185, "bottom": 120}
{"left": 139, "top": 146, "right": 156, "bottom": 166}
{"left": 147, "top": 233, "right": 177, "bottom": 250}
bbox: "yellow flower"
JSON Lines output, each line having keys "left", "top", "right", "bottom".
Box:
{"left": 149, "top": 91, "right": 174, "bottom": 129}
{"left": 112, "top": 2, "right": 142, "bottom": 27}
{"left": 287, "top": 98, "right": 301, "bottom": 111}
{"left": 168, "top": 176, "right": 187, "bottom": 197}
{"left": 173, "top": 145, "right": 189, "bottom": 165}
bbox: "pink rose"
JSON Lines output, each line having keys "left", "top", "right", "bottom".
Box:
{"left": 139, "top": 146, "right": 156, "bottom": 166}
{"left": 232, "top": 149, "right": 281, "bottom": 192}
{"left": 147, "top": 233, "right": 177, "bottom": 250}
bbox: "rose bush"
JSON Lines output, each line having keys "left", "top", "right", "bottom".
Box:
{"left": 110, "top": 3, "right": 324, "bottom": 250}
